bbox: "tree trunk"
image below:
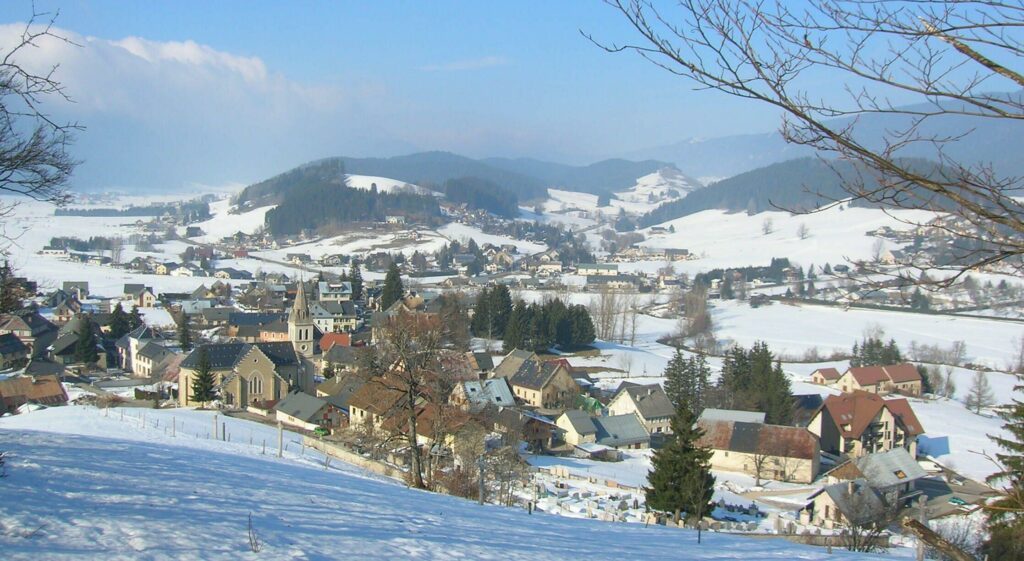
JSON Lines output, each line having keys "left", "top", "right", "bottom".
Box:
{"left": 901, "top": 518, "right": 975, "bottom": 561}
{"left": 406, "top": 387, "right": 426, "bottom": 489}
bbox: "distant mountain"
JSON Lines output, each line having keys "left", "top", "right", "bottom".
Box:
{"left": 638, "top": 156, "right": 950, "bottom": 227}
{"left": 630, "top": 92, "right": 1024, "bottom": 180}
{"left": 481, "top": 157, "right": 681, "bottom": 195}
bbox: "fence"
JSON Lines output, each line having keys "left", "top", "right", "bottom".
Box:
{"left": 302, "top": 436, "right": 407, "bottom": 482}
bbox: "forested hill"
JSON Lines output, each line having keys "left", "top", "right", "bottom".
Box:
{"left": 260, "top": 161, "right": 442, "bottom": 236}
{"left": 638, "top": 157, "right": 951, "bottom": 227}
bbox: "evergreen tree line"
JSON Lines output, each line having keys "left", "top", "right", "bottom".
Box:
{"left": 471, "top": 285, "right": 513, "bottom": 339}
{"left": 436, "top": 177, "right": 519, "bottom": 218}
{"left": 850, "top": 336, "right": 903, "bottom": 367}
{"left": 663, "top": 348, "right": 712, "bottom": 415}
{"left": 380, "top": 263, "right": 404, "bottom": 310}
{"left": 693, "top": 257, "right": 793, "bottom": 288}
{"left": 502, "top": 298, "right": 595, "bottom": 352}
{"left": 717, "top": 342, "right": 793, "bottom": 425}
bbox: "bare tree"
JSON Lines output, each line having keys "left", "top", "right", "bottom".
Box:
{"left": 796, "top": 222, "right": 810, "bottom": 240}
{"left": 965, "top": 370, "right": 995, "bottom": 414}
{"left": 0, "top": 8, "right": 80, "bottom": 253}
{"left": 589, "top": 285, "right": 621, "bottom": 341}
{"left": 592, "top": 0, "right": 1024, "bottom": 288}
{"left": 761, "top": 217, "right": 774, "bottom": 235}
{"left": 109, "top": 236, "right": 124, "bottom": 266}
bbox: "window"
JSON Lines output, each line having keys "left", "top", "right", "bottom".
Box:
{"left": 249, "top": 374, "right": 264, "bottom": 395}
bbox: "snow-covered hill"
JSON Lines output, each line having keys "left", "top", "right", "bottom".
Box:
{"left": 540, "top": 168, "right": 701, "bottom": 218}
{"left": 345, "top": 174, "right": 441, "bottom": 196}
{"left": 0, "top": 406, "right": 881, "bottom": 561}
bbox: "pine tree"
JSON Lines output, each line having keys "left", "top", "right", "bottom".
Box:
{"left": 73, "top": 320, "right": 99, "bottom": 365}
{"left": 568, "top": 304, "right": 595, "bottom": 348}
{"left": 177, "top": 312, "right": 193, "bottom": 351}
{"left": 503, "top": 301, "right": 527, "bottom": 351}
{"left": 381, "top": 263, "right": 403, "bottom": 309}
{"left": 471, "top": 287, "right": 492, "bottom": 337}
{"left": 985, "top": 370, "right": 1024, "bottom": 559}
{"left": 108, "top": 302, "right": 130, "bottom": 340}
{"left": 663, "top": 347, "right": 688, "bottom": 410}
{"left": 190, "top": 347, "right": 216, "bottom": 405}
{"left": 691, "top": 351, "right": 711, "bottom": 415}
{"left": 0, "top": 260, "right": 25, "bottom": 313}
{"left": 349, "top": 260, "right": 364, "bottom": 300}
{"left": 128, "top": 305, "right": 144, "bottom": 331}
{"left": 489, "top": 284, "right": 512, "bottom": 337}
{"left": 645, "top": 406, "right": 716, "bottom": 532}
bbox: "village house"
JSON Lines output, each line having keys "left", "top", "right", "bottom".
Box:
{"left": 828, "top": 363, "right": 923, "bottom": 396}
{"left": 347, "top": 377, "right": 406, "bottom": 430}
{"left": 317, "top": 281, "right": 353, "bottom": 302}
{"left": 575, "top": 263, "right": 619, "bottom": 276}
{"left": 0, "top": 374, "right": 68, "bottom": 411}
{"left": 495, "top": 350, "right": 580, "bottom": 411}
{"left": 802, "top": 479, "right": 888, "bottom": 530}
{"left": 606, "top": 383, "right": 675, "bottom": 434}
{"left": 808, "top": 391, "right": 924, "bottom": 458}
{"left": 133, "top": 342, "right": 176, "bottom": 378}
{"left": 0, "top": 310, "right": 58, "bottom": 357}
{"left": 62, "top": 281, "right": 89, "bottom": 300}
{"left": 0, "top": 333, "right": 29, "bottom": 370}
{"left": 823, "top": 447, "right": 927, "bottom": 507}
{"left": 274, "top": 390, "right": 343, "bottom": 432}
{"left": 310, "top": 300, "right": 359, "bottom": 333}
{"left": 450, "top": 378, "right": 515, "bottom": 412}
{"left": 697, "top": 419, "right": 820, "bottom": 484}
{"left": 555, "top": 410, "right": 650, "bottom": 451}
{"left": 535, "top": 262, "right": 563, "bottom": 277}
{"left": 315, "top": 371, "right": 366, "bottom": 419}
{"left": 124, "top": 284, "right": 157, "bottom": 308}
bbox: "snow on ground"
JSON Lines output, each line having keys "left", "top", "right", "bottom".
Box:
{"left": 345, "top": 174, "right": 440, "bottom": 196}
{"left": 636, "top": 204, "right": 938, "bottom": 274}
{"left": 0, "top": 406, "right": 883, "bottom": 561}
{"left": 538, "top": 170, "right": 698, "bottom": 218}
{"left": 138, "top": 307, "right": 176, "bottom": 328}
{"left": 712, "top": 299, "right": 1023, "bottom": 369}
{"left": 438, "top": 222, "right": 547, "bottom": 255}
{"left": 187, "top": 198, "right": 274, "bottom": 244}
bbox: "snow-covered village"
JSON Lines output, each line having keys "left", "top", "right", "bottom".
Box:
{"left": 1, "top": 2, "right": 1023, "bottom": 560}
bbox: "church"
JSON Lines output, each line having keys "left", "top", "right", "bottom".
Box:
{"left": 177, "top": 283, "right": 319, "bottom": 407}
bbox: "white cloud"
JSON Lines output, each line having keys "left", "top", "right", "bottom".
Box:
{"left": 420, "top": 55, "right": 509, "bottom": 72}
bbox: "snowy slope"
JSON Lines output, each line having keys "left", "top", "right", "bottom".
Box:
{"left": 345, "top": 174, "right": 441, "bottom": 196}
{"left": 539, "top": 169, "right": 700, "bottom": 218}
{"left": 0, "top": 406, "right": 883, "bottom": 561}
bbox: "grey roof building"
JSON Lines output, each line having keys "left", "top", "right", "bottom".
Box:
{"left": 699, "top": 408, "right": 766, "bottom": 424}
{"left": 274, "top": 391, "right": 329, "bottom": 424}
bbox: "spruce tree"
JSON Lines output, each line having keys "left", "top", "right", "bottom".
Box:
{"left": 0, "top": 260, "right": 24, "bottom": 313}
{"left": 108, "top": 302, "right": 130, "bottom": 340}
{"left": 645, "top": 406, "right": 716, "bottom": 530}
{"left": 985, "top": 370, "right": 1024, "bottom": 559}
{"left": 471, "top": 287, "right": 492, "bottom": 337}
{"left": 503, "top": 301, "right": 527, "bottom": 351}
{"left": 380, "top": 263, "right": 403, "bottom": 309}
{"left": 190, "top": 347, "right": 216, "bottom": 405}
{"left": 349, "top": 260, "right": 364, "bottom": 301}
{"left": 664, "top": 348, "right": 689, "bottom": 411}
{"left": 568, "top": 304, "right": 595, "bottom": 348}
{"left": 128, "top": 305, "right": 144, "bottom": 331}
{"left": 691, "top": 351, "right": 711, "bottom": 415}
{"left": 73, "top": 320, "right": 99, "bottom": 365}
{"left": 177, "top": 313, "right": 193, "bottom": 351}
{"left": 489, "top": 284, "right": 512, "bottom": 337}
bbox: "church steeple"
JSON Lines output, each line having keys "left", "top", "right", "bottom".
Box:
{"left": 288, "top": 280, "right": 314, "bottom": 358}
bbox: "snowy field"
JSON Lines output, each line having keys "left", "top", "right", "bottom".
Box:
{"left": 0, "top": 406, "right": 884, "bottom": 561}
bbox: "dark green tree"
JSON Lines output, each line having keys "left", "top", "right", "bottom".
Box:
{"left": 190, "top": 347, "right": 217, "bottom": 405}
{"left": 503, "top": 301, "right": 528, "bottom": 351}
{"left": 380, "top": 263, "right": 403, "bottom": 309}
{"left": 568, "top": 304, "right": 595, "bottom": 348}
{"left": 177, "top": 312, "right": 193, "bottom": 351}
{"left": 663, "top": 347, "right": 689, "bottom": 411}
{"left": 108, "top": 302, "right": 130, "bottom": 340}
{"left": 322, "top": 362, "right": 337, "bottom": 380}
{"left": 73, "top": 320, "right": 99, "bottom": 365}
{"left": 985, "top": 370, "right": 1024, "bottom": 560}
{"left": 645, "top": 406, "right": 716, "bottom": 536}
{"left": 128, "top": 305, "right": 144, "bottom": 331}
{"left": 0, "top": 261, "right": 25, "bottom": 313}
{"left": 488, "top": 284, "right": 512, "bottom": 337}
{"left": 471, "top": 287, "right": 493, "bottom": 337}
{"left": 349, "top": 259, "right": 363, "bottom": 300}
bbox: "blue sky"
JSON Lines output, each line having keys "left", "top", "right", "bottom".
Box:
{"left": 0, "top": 1, "right": 784, "bottom": 190}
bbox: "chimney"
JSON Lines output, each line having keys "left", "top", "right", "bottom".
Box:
{"left": 847, "top": 480, "right": 855, "bottom": 495}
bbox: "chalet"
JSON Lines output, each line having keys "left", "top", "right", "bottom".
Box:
{"left": 133, "top": 342, "right": 176, "bottom": 378}
{"left": 309, "top": 301, "right": 359, "bottom": 334}
{"left": 823, "top": 448, "right": 927, "bottom": 507}
{"left": 556, "top": 410, "right": 650, "bottom": 450}
{"left": 39, "top": 246, "right": 69, "bottom": 258}
{"left": 487, "top": 407, "right": 559, "bottom": 452}
{"left": 347, "top": 377, "right": 406, "bottom": 429}
{"left": 497, "top": 351, "right": 580, "bottom": 411}
{"left": 576, "top": 263, "right": 618, "bottom": 276}
{"left": 810, "top": 367, "right": 842, "bottom": 385}
{"left": 831, "top": 363, "right": 923, "bottom": 396}
{"left": 465, "top": 351, "right": 494, "bottom": 376}
{"left": 199, "top": 307, "right": 235, "bottom": 327}
{"left": 808, "top": 391, "right": 924, "bottom": 458}
{"left": 0, "top": 333, "right": 29, "bottom": 369}
{"left": 177, "top": 342, "right": 313, "bottom": 407}
{"left": 607, "top": 383, "right": 675, "bottom": 434}
{"left": 317, "top": 281, "right": 353, "bottom": 302}
{"left": 171, "top": 264, "right": 204, "bottom": 277}
{"left": 124, "top": 284, "right": 156, "bottom": 308}
{"left": 214, "top": 267, "right": 253, "bottom": 280}
{"left": 274, "top": 391, "right": 342, "bottom": 432}
{"left": 385, "top": 215, "right": 405, "bottom": 225}
{"left": 697, "top": 419, "right": 820, "bottom": 483}
{"left": 154, "top": 262, "right": 178, "bottom": 275}
{"left": 0, "top": 374, "right": 68, "bottom": 411}
{"left": 51, "top": 299, "right": 82, "bottom": 325}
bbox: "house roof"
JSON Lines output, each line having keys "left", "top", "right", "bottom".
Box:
{"left": 813, "top": 367, "right": 842, "bottom": 381}
{"left": 23, "top": 358, "right": 65, "bottom": 377}
{"left": 791, "top": 394, "right": 825, "bottom": 428}
{"left": 467, "top": 351, "right": 494, "bottom": 372}
{"left": 274, "top": 391, "right": 328, "bottom": 423}
{"left": 492, "top": 349, "right": 537, "bottom": 378}
{"left": 820, "top": 391, "right": 924, "bottom": 439}
{"left": 831, "top": 448, "right": 927, "bottom": 489}
{"left": 138, "top": 341, "right": 172, "bottom": 361}
{"left": 316, "top": 373, "right": 366, "bottom": 410}
{"left": 698, "top": 408, "right": 766, "bottom": 424}
{"left": 324, "top": 345, "right": 358, "bottom": 365}
{"left": 810, "top": 479, "right": 886, "bottom": 526}
{"left": 253, "top": 342, "right": 301, "bottom": 367}
{"left": 697, "top": 420, "right": 818, "bottom": 459}
{"left": 228, "top": 312, "right": 287, "bottom": 327}
{"left": 592, "top": 414, "right": 649, "bottom": 448}
{"left": 560, "top": 409, "right": 598, "bottom": 435}
{"left": 847, "top": 366, "right": 891, "bottom": 386}
{"left": 616, "top": 384, "right": 675, "bottom": 420}
{"left": 0, "top": 332, "right": 28, "bottom": 356}
{"left": 346, "top": 377, "right": 406, "bottom": 416}
{"left": 508, "top": 360, "right": 567, "bottom": 391}
{"left": 0, "top": 374, "right": 68, "bottom": 405}
{"left": 0, "top": 310, "right": 56, "bottom": 336}
{"left": 882, "top": 363, "right": 922, "bottom": 383}
{"left": 459, "top": 379, "right": 514, "bottom": 410}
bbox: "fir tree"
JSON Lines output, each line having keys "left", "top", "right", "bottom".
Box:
{"left": 488, "top": 284, "right": 512, "bottom": 337}
{"left": 985, "top": 370, "right": 1024, "bottom": 559}
{"left": 503, "top": 301, "right": 527, "bottom": 351}
{"left": 108, "top": 302, "right": 130, "bottom": 340}
{"left": 690, "top": 351, "right": 711, "bottom": 415}
{"left": 645, "top": 406, "right": 716, "bottom": 533}
{"left": 190, "top": 347, "right": 217, "bottom": 405}
{"left": 177, "top": 312, "right": 193, "bottom": 351}
{"left": 128, "top": 305, "right": 144, "bottom": 331}
{"left": 663, "top": 347, "right": 689, "bottom": 411}
{"left": 380, "top": 263, "right": 403, "bottom": 309}
{"left": 73, "top": 320, "right": 99, "bottom": 365}
{"left": 349, "top": 260, "right": 364, "bottom": 301}
{"left": 0, "top": 260, "right": 24, "bottom": 313}
{"left": 568, "top": 304, "right": 595, "bottom": 348}
{"left": 471, "top": 287, "right": 493, "bottom": 337}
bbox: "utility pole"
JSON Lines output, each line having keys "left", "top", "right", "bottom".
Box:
{"left": 213, "top": 414, "right": 218, "bottom": 440}
{"left": 277, "top": 421, "right": 284, "bottom": 458}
